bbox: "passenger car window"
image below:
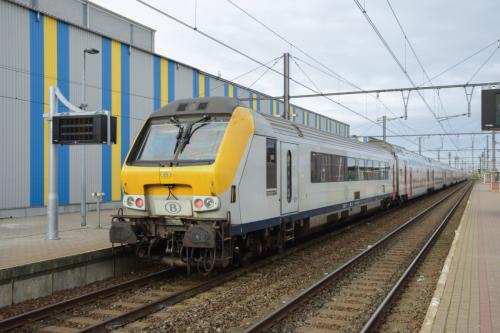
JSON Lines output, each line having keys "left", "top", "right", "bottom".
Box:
{"left": 347, "top": 158, "right": 358, "bottom": 181}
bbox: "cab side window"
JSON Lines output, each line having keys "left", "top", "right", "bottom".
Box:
{"left": 266, "top": 138, "right": 277, "bottom": 190}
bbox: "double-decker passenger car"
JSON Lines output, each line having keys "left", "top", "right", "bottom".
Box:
{"left": 110, "top": 97, "right": 466, "bottom": 272}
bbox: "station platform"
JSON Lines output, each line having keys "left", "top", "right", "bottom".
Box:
{"left": 0, "top": 209, "right": 144, "bottom": 307}
{"left": 422, "top": 182, "right": 500, "bottom": 333}
{"left": 0, "top": 209, "right": 116, "bottom": 270}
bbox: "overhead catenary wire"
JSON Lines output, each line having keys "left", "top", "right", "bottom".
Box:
{"left": 225, "top": 0, "right": 353, "bottom": 87}
{"left": 386, "top": 0, "right": 452, "bottom": 129}
{"left": 137, "top": 0, "right": 406, "bottom": 142}
{"left": 290, "top": 56, "right": 420, "bottom": 148}
{"left": 226, "top": 1, "right": 413, "bottom": 119}
{"left": 292, "top": 56, "right": 421, "bottom": 134}
{"left": 209, "top": 55, "right": 282, "bottom": 92}
{"left": 421, "top": 38, "right": 500, "bottom": 86}
{"left": 226, "top": 0, "right": 423, "bottom": 143}
{"left": 248, "top": 56, "right": 282, "bottom": 89}
{"left": 353, "top": 0, "right": 459, "bottom": 151}
{"left": 136, "top": 0, "right": 321, "bottom": 95}
{"left": 467, "top": 43, "right": 500, "bottom": 83}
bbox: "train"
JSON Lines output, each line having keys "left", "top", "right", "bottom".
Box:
{"left": 110, "top": 96, "right": 467, "bottom": 272}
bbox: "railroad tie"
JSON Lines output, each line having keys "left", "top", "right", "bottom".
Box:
{"left": 38, "top": 326, "right": 80, "bottom": 333}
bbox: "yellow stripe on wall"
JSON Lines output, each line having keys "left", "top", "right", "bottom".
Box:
{"left": 252, "top": 93, "right": 257, "bottom": 110}
{"left": 43, "top": 16, "right": 57, "bottom": 205}
{"left": 228, "top": 85, "right": 234, "bottom": 98}
{"left": 273, "top": 100, "right": 277, "bottom": 116}
{"left": 111, "top": 40, "right": 122, "bottom": 201}
{"left": 199, "top": 73, "right": 205, "bottom": 97}
{"left": 160, "top": 58, "right": 168, "bottom": 106}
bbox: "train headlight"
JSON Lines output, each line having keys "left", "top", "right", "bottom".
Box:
{"left": 192, "top": 196, "right": 220, "bottom": 212}
{"left": 123, "top": 195, "right": 146, "bottom": 211}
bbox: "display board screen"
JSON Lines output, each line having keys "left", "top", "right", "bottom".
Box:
{"left": 52, "top": 114, "right": 116, "bottom": 144}
{"left": 481, "top": 88, "right": 500, "bottom": 130}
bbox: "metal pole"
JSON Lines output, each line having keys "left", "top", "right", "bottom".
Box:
{"left": 47, "top": 86, "right": 59, "bottom": 240}
{"left": 419, "top": 137, "right": 422, "bottom": 155}
{"left": 493, "top": 131, "right": 496, "bottom": 171}
{"left": 81, "top": 51, "right": 87, "bottom": 227}
{"left": 96, "top": 196, "right": 101, "bottom": 229}
{"left": 486, "top": 136, "right": 490, "bottom": 171}
{"left": 382, "top": 115, "right": 387, "bottom": 142}
{"left": 471, "top": 137, "right": 474, "bottom": 172}
{"left": 448, "top": 152, "right": 451, "bottom": 166}
{"left": 438, "top": 149, "right": 440, "bottom": 162}
{"left": 283, "top": 52, "right": 290, "bottom": 120}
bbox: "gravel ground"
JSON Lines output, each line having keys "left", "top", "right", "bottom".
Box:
{"left": 2, "top": 185, "right": 463, "bottom": 333}
{"left": 0, "top": 263, "right": 165, "bottom": 319}
{"left": 268, "top": 184, "right": 469, "bottom": 333}
{"left": 114, "top": 186, "right": 464, "bottom": 333}
{"left": 372, "top": 185, "right": 471, "bottom": 333}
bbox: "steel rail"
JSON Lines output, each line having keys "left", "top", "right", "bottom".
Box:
{"left": 72, "top": 190, "right": 442, "bottom": 332}
{"left": 243, "top": 181, "right": 469, "bottom": 333}
{"left": 0, "top": 268, "right": 176, "bottom": 332}
{"left": 360, "top": 182, "right": 472, "bottom": 332}
{"left": 0, "top": 184, "right": 464, "bottom": 333}
{"left": 0, "top": 196, "right": 398, "bottom": 333}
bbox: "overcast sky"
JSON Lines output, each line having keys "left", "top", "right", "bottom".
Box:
{"left": 93, "top": 0, "right": 500, "bottom": 167}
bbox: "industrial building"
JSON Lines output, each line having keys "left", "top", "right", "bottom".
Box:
{"left": 0, "top": 0, "right": 350, "bottom": 215}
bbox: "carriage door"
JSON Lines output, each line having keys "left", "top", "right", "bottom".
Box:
{"left": 280, "top": 142, "right": 299, "bottom": 214}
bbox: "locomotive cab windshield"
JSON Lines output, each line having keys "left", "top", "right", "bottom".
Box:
{"left": 129, "top": 116, "right": 229, "bottom": 167}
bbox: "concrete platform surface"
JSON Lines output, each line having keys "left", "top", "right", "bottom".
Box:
{"left": 0, "top": 209, "right": 117, "bottom": 270}
{"left": 422, "top": 183, "right": 500, "bottom": 333}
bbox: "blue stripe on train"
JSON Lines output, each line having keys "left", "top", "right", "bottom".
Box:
{"left": 230, "top": 193, "right": 391, "bottom": 236}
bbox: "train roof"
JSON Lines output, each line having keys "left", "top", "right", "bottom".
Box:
{"left": 369, "top": 139, "right": 460, "bottom": 171}
{"left": 146, "top": 97, "right": 460, "bottom": 170}
{"left": 254, "top": 111, "right": 394, "bottom": 160}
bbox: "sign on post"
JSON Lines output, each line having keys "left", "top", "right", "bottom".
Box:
{"left": 52, "top": 114, "right": 116, "bottom": 144}
{"left": 46, "top": 86, "right": 115, "bottom": 240}
{"left": 481, "top": 88, "right": 500, "bottom": 130}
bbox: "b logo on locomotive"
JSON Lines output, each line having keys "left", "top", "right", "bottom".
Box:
{"left": 164, "top": 202, "right": 182, "bottom": 214}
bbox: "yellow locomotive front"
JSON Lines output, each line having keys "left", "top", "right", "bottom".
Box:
{"left": 110, "top": 97, "right": 254, "bottom": 272}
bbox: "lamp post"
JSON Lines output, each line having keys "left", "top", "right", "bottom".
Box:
{"left": 81, "top": 48, "right": 99, "bottom": 227}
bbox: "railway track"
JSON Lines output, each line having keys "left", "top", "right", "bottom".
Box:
{"left": 0, "top": 183, "right": 468, "bottom": 333}
{"left": 0, "top": 204, "right": 378, "bottom": 333}
{"left": 244, "top": 181, "right": 471, "bottom": 333}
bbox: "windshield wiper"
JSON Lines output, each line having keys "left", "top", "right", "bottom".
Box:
{"left": 169, "top": 116, "right": 184, "bottom": 155}
{"left": 179, "top": 122, "right": 209, "bottom": 154}
{"left": 174, "top": 115, "right": 211, "bottom": 158}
